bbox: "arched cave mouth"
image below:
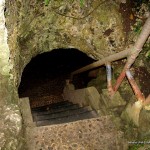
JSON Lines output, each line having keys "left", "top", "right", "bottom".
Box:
{"left": 18, "top": 48, "right": 96, "bottom": 105}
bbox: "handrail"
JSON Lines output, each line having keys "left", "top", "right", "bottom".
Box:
{"left": 71, "top": 15, "right": 150, "bottom": 106}
{"left": 71, "top": 15, "right": 150, "bottom": 79}
{"left": 71, "top": 48, "right": 130, "bottom": 78}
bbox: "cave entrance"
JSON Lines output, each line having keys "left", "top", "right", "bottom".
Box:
{"left": 18, "top": 48, "right": 95, "bottom": 108}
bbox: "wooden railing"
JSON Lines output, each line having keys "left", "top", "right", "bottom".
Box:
{"left": 71, "top": 15, "right": 150, "bottom": 106}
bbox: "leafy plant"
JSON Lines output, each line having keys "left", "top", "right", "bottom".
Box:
{"left": 44, "top": 0, "right": 50, "bottom": 6}
{"left": 80, "top": 0, "right": 84, "bottom": 7}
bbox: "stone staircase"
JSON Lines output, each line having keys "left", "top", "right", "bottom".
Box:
{"left": 31, "top": 101, "right": 98, "bottom": 126}
{"left": 21, "top": 95, "right": 128, "bottom": 150}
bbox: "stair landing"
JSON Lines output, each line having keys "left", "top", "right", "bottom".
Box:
{"left": 26, "top": 116, "right": 128, "bottom": 150}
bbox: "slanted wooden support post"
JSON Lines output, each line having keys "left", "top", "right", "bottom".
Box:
{"left": 106, "top": 62, "right": 114, "bottom": 96}
{"left": 113, "top": 15, "right": 150, "bottom": 94}
{"left": 126, "top": 70, "right": 145, "bottom": 102}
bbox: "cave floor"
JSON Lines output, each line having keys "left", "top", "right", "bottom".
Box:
{"left": 19, "top": 76, "right": 65, "bottom": 109}
{"left": 19, "top": 72, "right": 87, "bottom": 108}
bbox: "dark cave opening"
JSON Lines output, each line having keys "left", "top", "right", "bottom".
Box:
{"left": 18, "top": 48, "right": 96, "bottom": 100}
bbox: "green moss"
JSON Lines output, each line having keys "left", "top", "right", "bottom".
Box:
{"left": 95, "top": 6, "right": 110, "bottom": 27}
{"left": 133, "top": 21, "right": 142, "bottom": 35}
{"left": 93, "top": 37, "right": 107, "bottom": 52}
{"left": 146, "top": 50, "right": 150, "bottom": 58}
{"left": 128, "top": 144, "right": 144, "bottom": 150}
{"left": 94, "top": 2, "right": 120, "bottom": 28}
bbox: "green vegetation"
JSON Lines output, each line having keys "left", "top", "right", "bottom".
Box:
{"left": 44, "top": 0, "right": 85, "bottom": 7}
{"left": 145, "top": 49, "right": 150, "bottom": 58}
{"left": 133, "top": 21, "right": 142, "bottom": 35}
{"left": 80, "top": 0, "right": 84, "bottom": 7}
{"left": 128, "top": 136, "right": 150, "bottom": 150}
{"left": 44, "top": 0, "right": 50, "bottom": 6}
{"left": 128, "top": 144, "right": 144, "bottom": 150}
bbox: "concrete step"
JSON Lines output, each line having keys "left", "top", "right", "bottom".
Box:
{"left": 36, "top": 110, "right": 98, "bottom": 126}
{"left": 32, "top": 103, "right": 79, "bottom": 115}
{"left": 32, "top": 100, "right": 73, "bottom": 112}
{"left": 27, "top": 116, "right": 128, "bottom": 150}
{"left": 34, "top": 106, "right": 92, "bottom": 121}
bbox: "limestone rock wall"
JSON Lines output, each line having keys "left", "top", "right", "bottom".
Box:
{"left": 6, "top": 0, "right": 125, "bottom": 87}
{"left": 0, "top": 0, "right": 23, "bottom": 149}
{"left": 0, "top": 0, "right": 125, "bottom": 149}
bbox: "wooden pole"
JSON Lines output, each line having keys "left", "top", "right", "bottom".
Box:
{"left": 71, "top": 49, "right": 130, "bottom": 78}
